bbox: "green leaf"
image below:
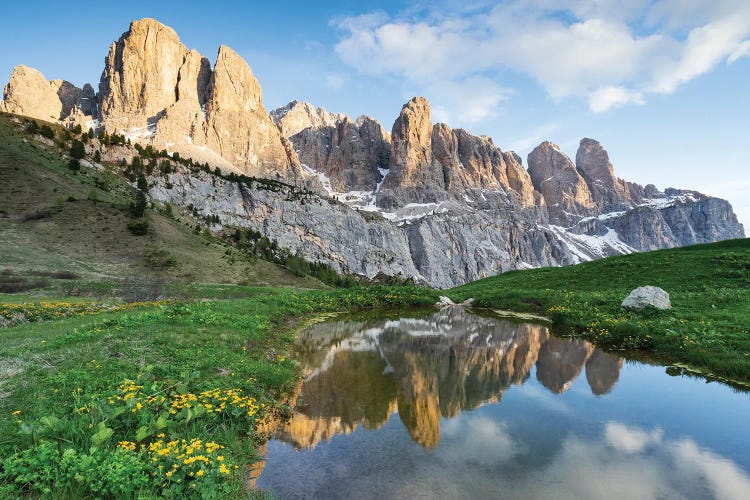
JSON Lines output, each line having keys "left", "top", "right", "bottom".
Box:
{"left": 155, "top": 414, "right": 168, "bottom": 430}
{"left": 91, "top": 425, "right": 113, "bottom": 446}
{"left": 135, "top": 425, "right": 151, "bottom": 441}
{"left": 40, "top": 415, "right": 61, "bottom": 431}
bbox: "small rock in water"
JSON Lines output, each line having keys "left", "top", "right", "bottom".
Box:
{"left": 621, "top": 286, "right": 671, "bottom": 310}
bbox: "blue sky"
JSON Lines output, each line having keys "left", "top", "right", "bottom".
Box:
{"left": 1, "top": 0, "right": 748, "bottom": 225}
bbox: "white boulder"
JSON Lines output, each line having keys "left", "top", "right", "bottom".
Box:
{"left": 621, "top": 286, "right": 671, "bottom": 310}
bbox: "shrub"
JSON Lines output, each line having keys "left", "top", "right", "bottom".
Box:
{"left": 25, "top": 120, "right": 39, "bottom": 134}
{"left": 129, "top": 191, "right": 147, "bottom": 218}
{"left": 127, "top": 220, "right": 149, "bottom": 236}
{"left": 67, "top": 159, "right": 81, "bottom": 171}
{"left": 70, "top": 140, "right": 86, "bottom": 160}
{"left": 39, "top": 125, "right": 55, "bottom": 139}
{"left": 0, "top": 441, "right": 151, "bottom": 498}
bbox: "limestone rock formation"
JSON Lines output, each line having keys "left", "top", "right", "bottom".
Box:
{"left": 95, "top": 18, "right": 302, "bottom": 179}
{"left": 1, "top": 20, "right": 744, "bottom": 288}
{"left": 283, "top": 111, "right": 391, "bottom": 192}
{"left": 98, "top": 19, "right": 189, "bottom": 132}
{"left": 203, "top": 45, "right": 301, "bottom": 179}
{"left": 376, "top": 97, "right": 540, "bottom": 209}
{"left": 271, "top": 100, "right": 344, "bottom": 138}
{"left": 528, "top": 141, "right": 597, "bottom": 225}
{"left": 576, "top": 138, "right": 641, "bottom": 210}
{"left": 1, "top": 65, "right": 92, "bottom": 124}
{"left": 379, "top": 97, "right": 444, "bottom": 207}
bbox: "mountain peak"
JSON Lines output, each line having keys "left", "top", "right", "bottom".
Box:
{"left": 271, "top": 100, "right": 344, "bottom": 137}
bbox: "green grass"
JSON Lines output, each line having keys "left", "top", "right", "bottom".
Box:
{"left": 448, "top": 238, "right": 750, "bottom": 384}
{"left": 0, "top": 286, "right": 437, "bottom": 497}
{"left": 0, "top": 112, "right": 326, "bottom": 297}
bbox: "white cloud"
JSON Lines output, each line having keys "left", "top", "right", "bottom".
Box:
{"left": 333, "top": 1, "right": 750, "bottom": 113}
{"left": 672, "top": 438, "right": 750, "bottom": 500}
{"left": 728, "top": 40, "right": 750, "bottom": 63}
{"left": 649, "top": 14, "right": 750, "bottom": 93}
{"left": 422, "top": 76, "right": 512, "bottom": 124}
{"left": 589, "top": 86, "right": 644, "bottom": 112}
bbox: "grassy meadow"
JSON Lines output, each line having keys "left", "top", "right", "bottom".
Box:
{"left": 449, "top": 238, "right": 750, "bottom": 385}
{"left": 1, "top": 110, "right": 749, "bottom": 496}
{"left": 0, "top": 287, "right": 436, "bottom": 497}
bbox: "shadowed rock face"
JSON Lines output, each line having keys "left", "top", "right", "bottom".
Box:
{"left": 378, "top": 97, "right": 445, "bottom": 207}
{"left": 272, "top": 310, "right": 621, "bottom": 450}
{"left": 528, "top": 141, "right": 597, "bottom": 225}
{"left": 271, "top": 100, "right": 344, "bottom": 138}
{"left": 576, "top": 138, "right": 640, "bottom": 211}
{"left": 289, "top": 113, "right": 391, "bottom": 192}
{"left": 377, "top": 97, "right": 540, "bottom": 209}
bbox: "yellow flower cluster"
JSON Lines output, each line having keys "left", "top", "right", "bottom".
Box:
{"left": 119, "top": 440, "right": 137, "bottom": 451}
{"left": 169, "top": 388, "right": 260, "bottom": 418}
{"left": 120, "top": 438, "right": 239, "bottom": 481}
{"left": 0, "top": 300, "right": 170, "bottom": 326}
{"left": 109, "top": 380, "right": 260, "bottom": 419}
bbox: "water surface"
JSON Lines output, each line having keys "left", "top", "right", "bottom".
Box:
{"left": 254, "top": 308, "right": 750, "bottom": 499}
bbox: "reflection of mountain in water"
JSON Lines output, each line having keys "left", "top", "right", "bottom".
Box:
{"left": 276, "top": 308, "right": 623, "bottom": 450}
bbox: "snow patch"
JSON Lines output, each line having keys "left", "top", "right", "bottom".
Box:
{"left": 549, "top": 225, "right": 637, "bottom": 263}
{"left": 122, "top": 123, "right": 156, "bottom": 142}
{"left": 640, "top": 193, "right": 699, "bottom": 209}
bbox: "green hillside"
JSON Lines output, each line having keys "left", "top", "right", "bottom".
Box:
{"left": 0, "top": 112, "right": 325, "bottom": 297}
{"left": 449, "top": 238, "right": 750, "bottom": 383}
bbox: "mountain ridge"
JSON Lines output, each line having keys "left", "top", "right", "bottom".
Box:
{"left": 1, "top": 18, "right": 744, "bottom": 287}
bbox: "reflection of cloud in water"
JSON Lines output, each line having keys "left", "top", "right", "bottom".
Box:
{"left": 605, "top": 422, "right": 663, "bottom": 453}
{"left": 440, "top": 415, "right": 524, "bottom": 465}
{"left": 671, "top": 439, "right": 750, "bottom": 500}
{"left": 528, "top": 422, "right": 750, "bottom": 500}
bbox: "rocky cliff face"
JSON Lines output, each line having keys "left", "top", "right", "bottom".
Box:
{"left": 0, "top": 65, "right": 94, "bottom": 126}
{"left": 272, "top": 102, "right": 391, "bottom": 193}
{"left": 528, "top": 141, "right": 597, "bottom": 225}
{"left": 376, "top": 97, "right": 539, "bottom": 209}
{"left": 271, "top": 100, "right": 345, "bottom": 138}
{"left": 2, "top": 18, "right": 745, "bottom": 288}
{"left": 95, "top": 19, "right": 303, "bottom": 180}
